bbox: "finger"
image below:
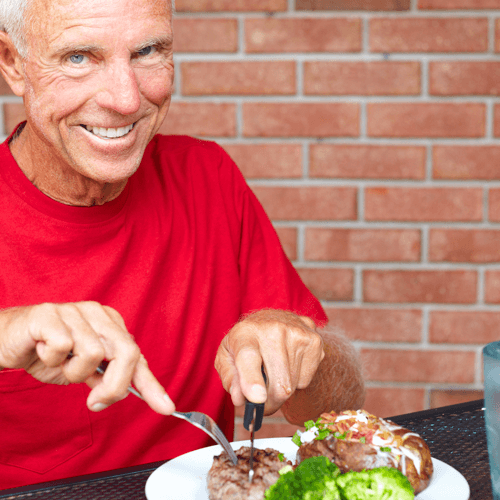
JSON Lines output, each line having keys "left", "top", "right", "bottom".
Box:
{"left": 30, "top": 304, "right": 75, "bottom": 368}
{"left": 80, "top": 303, "right": 140, "bottom": 409}
{"left": 214, "top": 341, "right": 245, "bottom": 407}
{"left": 260, "top": 340, "right": 294, "bottom": 413}
{"left": 131, "top": 356, "right": 175, "bottom": 414}
{"left": 292, "top": 333, "right": 325, "bottom": 390}
{"left": 57, "top": 305, "right": 106, "bottom": 383}
{"left": 233, "top": 347, "right": 267, "bottom": 404}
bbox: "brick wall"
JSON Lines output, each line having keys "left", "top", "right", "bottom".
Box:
{"left": 2, "top": 0, "right": 499, "bottom": 441}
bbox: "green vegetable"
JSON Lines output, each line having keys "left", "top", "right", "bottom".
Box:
{"left": 336, "top": 467, "right": 414, "bottom": 500}
{"left": 292, "top": 431, "right": 302, "bottom": 447}
{"left": 379, "top": 446, "right": 391, "bottom": 452}
{"left": 264, "top": 457, "right": 415, "bottom": 500}
{"left": 278, "top": 452, "right": 285, "bottom": 462}
{"left": 264, "top": 456, "right": 341, "bottom": 500}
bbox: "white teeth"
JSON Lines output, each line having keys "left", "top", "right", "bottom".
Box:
{"left": 85, "top": 124, "right": 134, "bottom": 139}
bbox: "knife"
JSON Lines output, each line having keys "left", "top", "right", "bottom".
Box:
{"left": 243, "top": 366, "right": 267, "bottom": 482}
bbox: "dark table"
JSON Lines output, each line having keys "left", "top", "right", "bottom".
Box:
{"left": 0, "top": 399, "right": 489, "bottom": 499}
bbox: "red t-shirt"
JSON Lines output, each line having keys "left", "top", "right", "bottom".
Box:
{"left": 0, "top": 129, "right": 327, "bottom": 489}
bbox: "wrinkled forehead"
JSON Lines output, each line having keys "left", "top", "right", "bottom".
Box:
{"left": 24, "top": 0, "right": 172, "bottom": 48}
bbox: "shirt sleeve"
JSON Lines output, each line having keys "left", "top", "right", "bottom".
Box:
{"left": 217, "top": 146, "right": 329, "bottom": 327}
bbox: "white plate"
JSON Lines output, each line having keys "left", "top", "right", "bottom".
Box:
{"left": 145, "top": 437, "right": 470, "bottom": 500}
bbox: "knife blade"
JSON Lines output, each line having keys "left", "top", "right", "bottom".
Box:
{"left": 243, "top": 366, "right": 267, "bottom": 482}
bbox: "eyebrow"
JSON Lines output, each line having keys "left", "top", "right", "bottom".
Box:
{"left": 135, "top": 35, "right": 173, "bottom": 52}
{"left": 53, "top": 35, "right": 173, "bottom": 58}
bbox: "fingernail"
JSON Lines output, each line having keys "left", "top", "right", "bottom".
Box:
{"left": 250, "top": 384, "right": 267, "bottom": 403}
{"left": 163, "top": 394, "right": 175, "bottom": 411}
{"left": 91, "top": 403, "right": 107, "bottom": 412}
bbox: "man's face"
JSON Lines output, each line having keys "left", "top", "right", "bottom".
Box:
{"left": 19, "top": 0, "right": 174, "bottom": 184}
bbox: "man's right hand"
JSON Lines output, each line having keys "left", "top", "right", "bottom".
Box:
{"left": 0, "top": 301, "right": 175, "bottom": 414}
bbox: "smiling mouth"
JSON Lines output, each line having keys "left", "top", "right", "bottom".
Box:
{"left": 81, "top": 123, "right": 135, "bottom": 140}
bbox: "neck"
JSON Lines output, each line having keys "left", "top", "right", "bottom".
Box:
{"left": 9, "top": 123, "right": 128, "bottom": 207}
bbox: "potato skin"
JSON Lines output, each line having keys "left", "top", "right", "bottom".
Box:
{"left": 296, "top": 418, "right": 433, "bottom": 494}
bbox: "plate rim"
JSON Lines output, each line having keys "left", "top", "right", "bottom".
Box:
{"left": 145, "top": 437, "right": 470, "bottom": 500}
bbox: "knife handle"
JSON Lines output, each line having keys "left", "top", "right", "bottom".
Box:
{"left": 243, "top": 365, "right": 267, "bottom": 432}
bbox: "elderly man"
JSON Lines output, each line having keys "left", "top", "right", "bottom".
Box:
{"left": 0, "top": 0, "right": 364, "bottom": 490}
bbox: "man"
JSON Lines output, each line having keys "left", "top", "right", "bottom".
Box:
{"left": 0, "top": 0, "right": 365, "bottom": 489}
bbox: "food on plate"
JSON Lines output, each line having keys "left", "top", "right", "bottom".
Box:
{"left": 293, "top": 409, "right": 433, "bottom": 494}
{"left": 265, "top": 456, "right": 414, "bottom": 500}
{"left": 264, "top": 455, "right": 340, "bottom": 499}
{"left": 207, "top": 446, "right": 293, "bottom": 500}
{"left": 336, "top": 466, "right": 414, "bottom": 500}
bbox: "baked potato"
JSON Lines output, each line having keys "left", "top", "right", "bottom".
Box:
{"left": 294, "top": 409, "right": 433, "bottom": 494}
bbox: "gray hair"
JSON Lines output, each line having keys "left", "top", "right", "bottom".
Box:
{"left": 0, "top": 0, "right": 175, "bottom": 59}
{"left": 0, "top": 0, "right": 30, "bottom": 57}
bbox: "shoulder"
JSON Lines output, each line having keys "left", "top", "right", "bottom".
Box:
{"left": 147, "top": 134, "right": 228, "bottom": 162}
{"left": 142, "top": 134, "right": 245, "bottom": 187}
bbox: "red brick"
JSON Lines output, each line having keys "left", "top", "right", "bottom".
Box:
{"left": 243, "top": 103, "right": 359, "bottom": 138}
{"left": 3, "top": 103, "right": 26, "bottom": 136}
{"left": 305, "top": 228, "right": 421, "bottom": 262}
{"left": 429, "top": 229, "right": 500, "bottom": 263}
{"left": 181, "top": 61, "right": 296, "bottom": 96}
{"left": 173, "top": 18, "right": 238, "bottom": 53}
{"left": 484, "top": 270, "right": 500, "bottom": 303}
{"left": 0, "top": 77, "right": 13, "bottom": 96}
{"left": 296, "top": 268, "right": 354, "bottom": 301}
{"left": 363, "top": 270, "right": 477, "bottom": 304}
{"left": 370, "top": 18, "right": 488, "bottom": 53}
{"left": 245, "top": 18, "right": 362, "bottom": 53}
{"left": 430, "top": 390, "right": 484, "bottom": 409}
{"left": 304, "top": 61, "right": 420, "bottom": 96}
{"left": 275, "top": 226, "right": 298, "bottom": 261}
{"left": 310, "top": 144, "right": 426, "bottom": 180}
{"left": 324, "top": 307, "right": 422, "bottom": 342}
{"left": 176, "top": 0, "right": 287, "bottom": 11}
{"left": 430, "top": 61, "right": 500, "bottom": 96}
{"left": 364, "top": 388, "right": 425, "bottom": 418}
{"left": 159, "top": 102, "right": 236, "bottom": 137}
{"left": 250, "top": 186, "right": 357, "bottom": 221}
{"left": 489, "top": 189, "right": 500, "bottom": 221}
{"left": 493, "top": 104, "right": 500, "bottom": 136}
{"left": 496, "top": 20, "right": 500, "bottom": 53}
{"left": 297, "top": 0, "right": 410, "bottom": 10}
{"left": 365, "top": 187, "right": 483, "bottom": 222}
{"left": 367, "top": 103, "right": 486, "bottom": 138}
{"left": 430, "top": 310, "right": 500, "bottom": 344}
{"left": 421, "top": 0, "right": 500, "bottom": 8}
{"left": 361, "top": 349, "right": 476, "bottom": 383}
{"left": 223, "top": 144, "right": 302, "bottom": 179}
{"left": 434, "top": 145, "right": 500, "bottom": 180}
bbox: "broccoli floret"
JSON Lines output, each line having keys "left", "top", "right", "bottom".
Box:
{"left": 264, "top": 456, "right": 341, "bottom": 500}
{"left": 336, "top": 467, "right": 414, "bottom": 500}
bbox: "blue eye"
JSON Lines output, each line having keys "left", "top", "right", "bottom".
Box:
{"left": 138, "top": 46, "right": 155, "bottom": 57}
{"left": 69, "top": 54, "right": 86, "bottom": 64}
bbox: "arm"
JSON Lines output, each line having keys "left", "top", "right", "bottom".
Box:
{"left": 215, "top": 309, "right": 365, "bottom": 424}
{"left": 0, "top": 302, "right": 175, "bottom": 414}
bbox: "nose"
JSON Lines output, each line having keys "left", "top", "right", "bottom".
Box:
{"left": 95, "top": 60, "right": 141, "bottom": 116}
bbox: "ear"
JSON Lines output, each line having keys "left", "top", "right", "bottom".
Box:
{"left": 0, "top": 31, "right": 26, "bottom": 97}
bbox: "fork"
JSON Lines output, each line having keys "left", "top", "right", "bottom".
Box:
{"left": 95, "top": 364, "right": 239, "bottom": 465}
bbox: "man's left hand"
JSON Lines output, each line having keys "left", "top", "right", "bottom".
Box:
{"left": 214, "top": 309, "right": 325, "bottom": 415}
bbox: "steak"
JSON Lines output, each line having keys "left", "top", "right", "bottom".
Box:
{"left": 207, "top": 446, "right": 292, "bottom": 500}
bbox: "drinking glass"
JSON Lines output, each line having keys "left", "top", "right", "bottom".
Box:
{"left": 484, "top": 341, "right": 500, "bottom": 500}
